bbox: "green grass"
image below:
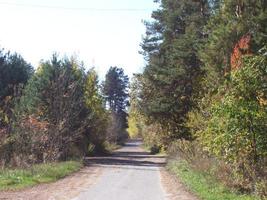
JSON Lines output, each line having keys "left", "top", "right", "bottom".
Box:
{"left": 167, "top": 160, "right": 261, "bottom": 200}
{"left": 0, "top": 161, "right": 82, "bottom": 191}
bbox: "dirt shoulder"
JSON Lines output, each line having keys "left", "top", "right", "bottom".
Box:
{"left": 0, "top": 166, "right": 102, "bottom": 200}
{"left": 0, "top": 140, "right": 198, "bottom": 200}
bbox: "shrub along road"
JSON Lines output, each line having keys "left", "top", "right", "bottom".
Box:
{"left": 0, "top": 140, "right": 197, "bottom": 200}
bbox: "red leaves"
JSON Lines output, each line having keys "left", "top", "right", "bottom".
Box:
{"left": 21, "top": 115, "right": 49, "bottom": 132}
{"left": 231, "top": 34, "right": 252, "bottom": 71}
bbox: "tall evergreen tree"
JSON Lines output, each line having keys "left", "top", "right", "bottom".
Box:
{"left": 139, "top": 0, "right": 210, "bottom": 142}
{"left": 102, "top": 67, "right": 129, "bottom": 113}
{"left": 102, "top": 67, "right": 129, "bottom": 142}
{"left": 16, "top": 55, "right": 88, "bottom": 161}
{"left": 0, "top": 49, "right": 33, "bottom": 128}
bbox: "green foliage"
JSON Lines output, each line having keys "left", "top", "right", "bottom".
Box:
{"left": 127, "top": 115, "right": 140, "bottom": 139}
{"left": 1, "top": 55, "right": 110, "bottom": 165}
{"left": 0, "top": 52, "right": 127, "bottom": 166}
{"left": 0, "top": 161, "right": 82, "bottom": 190}
{"left": 102, "top": 67, "right": 129, "bottom": 143}
{"left": 0, "top": 49, "right": 33, "bottom": 100}
{"left": 85, "top": 68, "right": 103, "bottom": 115}
{"left": 18, "top": 55, "right": 86, "bottom": 118}
{"left": 168, "top": 160, "right": 260, "bottom": 200}
{"left": 136, "top": 0, "right": 267, "bottom": 198}
{"left": 11, "top": 55, "right": 88, "bottom": 162}
{"left": 142, "top": 123, "right": 166, "bottom": 153}
{"left": 200, "top": 0, "right": 267, "bottom": 91}
{"left": 84, "top": 69, "right": 109, "bottom": 154}
{"left": 201, "top": 53, "right": 267, "bottom": 160}
{"left": 0, "top": 49, "right": 33, "bottom": 127}
{"left": 196, "top": 52, "right": 267, "bottom": 193}
{"left": 127, "top": 75, "right": 145, "bottom": 139}
{"left": 102, "top": 66, "right": 129, "bottom": 113}
{"left": 139, "top": 0, "right": 210, "bottom": 143}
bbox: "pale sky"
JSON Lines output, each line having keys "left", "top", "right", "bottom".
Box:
{"left": 0, "top": 0, "right": 158, "bottom": 78}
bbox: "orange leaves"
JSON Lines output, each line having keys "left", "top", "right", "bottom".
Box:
{"left": 21, "top": 115, "right": 49, "bottom": 132}
{"left": 231, "top": 34, "right": 252, "bottom": 71}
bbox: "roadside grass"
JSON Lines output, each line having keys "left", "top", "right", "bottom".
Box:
{"left": 0, "top": 161, "right": 82, "bottom": 191}
{"left": 167, "top": 160, "right": 261, "bottom": 200}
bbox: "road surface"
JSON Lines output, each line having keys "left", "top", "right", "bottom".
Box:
{"left": 73, "top": 140, "right": 166, "bottom": 200}
{"left": 0, "top": 140, "right": 197, "bottom": 200}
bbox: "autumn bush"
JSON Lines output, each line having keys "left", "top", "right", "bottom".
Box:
{"left": 184, "top": 50, "right": 267, "bottom": 197}
{"left": 0, "top": 55, "right": 132, "bottom": 168}
{"left": 168, "top": 139, "right": 267, "bottom": 198}
{"left": 0, "top": 55, "right": 113, "bottom": 167}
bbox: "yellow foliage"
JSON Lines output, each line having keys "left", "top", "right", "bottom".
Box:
{"left": 127, "top": 116, "right": 139, "bottom": 138}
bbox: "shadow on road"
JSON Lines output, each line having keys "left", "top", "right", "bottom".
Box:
{"left": 84, "top": 140, "right": 166, "bottom": 169}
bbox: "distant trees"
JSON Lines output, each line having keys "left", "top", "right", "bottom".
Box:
{"left": 127, "top": 75, "right": 144, "bottom": 139}
{"left": 103, "top": 67, "right": 129, "bottom": 112}
{"left": 102, "top": 67, "right": 129, "bottom": 142}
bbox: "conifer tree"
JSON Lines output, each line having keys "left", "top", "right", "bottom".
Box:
{"left": 140, "top": 0, "right": 210, "bottom": 142}
{"left": 102, "top": 67, "right": 129, "bottom": 142}
{"left": 0, "top": 49, "right": 33, "bottom": 128}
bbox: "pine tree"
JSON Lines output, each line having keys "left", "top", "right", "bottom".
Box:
{"left": 139, "top": 0, "right": 210, "bottom": 142}
{"left": 102, "top": 67, "right": 129, "bottom": 113}
{"left": 102, "top": 67, "right": 129, "bottom": 142}
{"left": 0, "top": 49, "right": 33, "bottom": 128}
{"left": 16, "top": 55, "right": 88, "bottom": 161}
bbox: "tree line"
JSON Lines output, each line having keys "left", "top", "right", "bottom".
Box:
{"left": 128, "top": 0, "right": 266, "bottom": 197}
{"left": 0, "top": 51, "right": 129, "bottom": 166}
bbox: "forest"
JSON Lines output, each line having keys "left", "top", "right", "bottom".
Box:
{"left": 0, "top": 0, "right": 266, "bottom": 199}
{"left": 0, "top": 52, "right": 129, "bottom": 165}
{"left": 128, "top": 0, "right": 266, "bottom": 198}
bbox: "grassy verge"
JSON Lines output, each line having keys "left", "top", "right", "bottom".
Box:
{"left": 0, "top": 161, "right": 82, "bottom": 191}
{"left": 167, "top": 160, "right": 261, "bottom": 200}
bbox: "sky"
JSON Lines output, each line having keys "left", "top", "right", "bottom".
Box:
{"left": 0, "top": 0, "right": 158, "bottom": 79}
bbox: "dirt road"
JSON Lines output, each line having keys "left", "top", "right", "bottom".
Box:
{"left": 0, "top": 140, "right": 197, "bottom": 200}
{"left": 73, "top": 140, "right": 166, "bottom": 200}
